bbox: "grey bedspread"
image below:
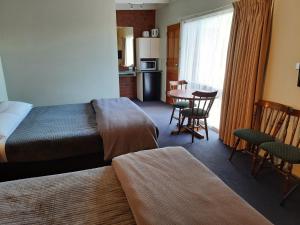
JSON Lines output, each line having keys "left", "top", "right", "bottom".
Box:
{"left": 91, "top": 98, "right": 159, "bottom": 160}
{"left": 5, "top": 103, "right": 103, "bottom": 163}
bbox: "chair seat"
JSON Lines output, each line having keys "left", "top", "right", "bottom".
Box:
{"left": 181, "top": 108, "right": 207, "bottom": 118}
{"left": 260, "top": 142, "right": 300, "bottom": 164}
{"left": 233, "top": 128, "right": 275, "bottom": 145}
{"left": 173, "top": 101, "right": 189, "bottom": 109}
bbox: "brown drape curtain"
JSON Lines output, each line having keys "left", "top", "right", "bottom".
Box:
{"left": 219, "top": 0, "right": 274, "bottom": 147}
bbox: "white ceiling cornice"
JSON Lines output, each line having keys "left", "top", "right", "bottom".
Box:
{"left": 116, "top": 0, "right": 169, "bottom": 4}
{"left": 116, "top": 0, "right": 169, "bottom": 10}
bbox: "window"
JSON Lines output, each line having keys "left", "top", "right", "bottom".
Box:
{"left": 179, "top": 9, "right": 233, "bottom": 130}
{"left": 125, "top": 36, "right": 134, "bottom": 67}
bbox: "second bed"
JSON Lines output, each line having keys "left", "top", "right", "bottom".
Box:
{"left": 0, "top": 98, "right": 159, "bottom": 180}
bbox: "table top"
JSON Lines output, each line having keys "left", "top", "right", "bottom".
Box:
{"left": 167, "top": 89, "right": 217, "bottom": 100}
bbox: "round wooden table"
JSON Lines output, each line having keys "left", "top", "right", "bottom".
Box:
{"left": 168, "top": 89, "right": 198, "bottom": 101}
{"left": 168, "top": 89, "right": 216, "bottom": 101}
{"left": 167, "top": 89, "right": 208, "bottom": 139}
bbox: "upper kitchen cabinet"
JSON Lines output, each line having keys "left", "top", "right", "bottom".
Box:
{"left": 150, "top": 38, "right": 160, "bottom": 58}
{"left": 136, "top": 38, "right": 160, "bottom": 59}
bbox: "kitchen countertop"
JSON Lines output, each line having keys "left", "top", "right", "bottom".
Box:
{"left": 136, "top": 70, "right": 163, "bottom": 73}
{"left": 119, "top": 70, "right": 163, "bottom": 77}
{"left": 119, "top": 70, "right": 136, "bottom": 77}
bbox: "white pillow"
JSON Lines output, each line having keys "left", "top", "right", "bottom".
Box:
{"left": 0, "top": 101, "right": 32, "bottom": 139}
{"left": 0, "top": 113, "right": 21, "bottom": 138}
{"left": 0, "top": 101, "right": 9, "bottom": 113}
{"left": 0, "top": 101, "right": 33, "bottom": 115}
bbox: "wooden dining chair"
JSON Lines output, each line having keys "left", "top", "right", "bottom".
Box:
{"left": 178, "top": 91, "right": 218, "bottom": 143}
{"left": 229, "top": 100, "right": 290, "bottom": 175}
{"left": 169, "top": 80, "right": 189, "bottom": 125}
{"left": 256, "top": 108, "right": 300, "bottom": 205}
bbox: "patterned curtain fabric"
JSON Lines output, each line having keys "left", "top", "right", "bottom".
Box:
{"left": 219, "top": 0, "right": 274, "bottom": 147}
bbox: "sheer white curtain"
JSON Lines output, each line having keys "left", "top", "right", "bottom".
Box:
{"left": 180, "top": 9, "right": 233, "bottom": 129}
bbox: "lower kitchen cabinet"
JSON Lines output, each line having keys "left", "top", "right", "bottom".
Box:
{"left": 119, "top": 76, "right": 137, "bottom": 99}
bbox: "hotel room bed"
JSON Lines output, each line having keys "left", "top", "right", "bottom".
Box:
{"left": 0, "top": 147, "right": 272, "bottom": 225}
{"left": 5, "top": 103, "right": 103, "bottom": 162}
{"left": 0, "top": 98, "right": 159, "bottom": 181}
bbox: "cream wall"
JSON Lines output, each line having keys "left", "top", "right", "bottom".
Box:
{"left": 263, "top": 0, "right": 300, "bottom": 175}
{"left": 263, "top": 0, "right": 300, "bottom": 109}
{"left": 156, "top": 0, "right": 232, "bottom": 101}
{"left": 0, "top": 0, "right": 119, "bottom": 106}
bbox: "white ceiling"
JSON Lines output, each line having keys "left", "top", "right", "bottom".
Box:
{"left": 116, "top": 0, "right": 170, "bottom": 10}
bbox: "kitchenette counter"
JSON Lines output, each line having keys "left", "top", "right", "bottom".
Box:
{"left": 136, "top": 70, "right": 162, "bottom": 73}
{"left": 119, "top": 70, "right": 136, "bottom": 77}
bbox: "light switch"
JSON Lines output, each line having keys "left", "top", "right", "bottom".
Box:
{"left": 296, "top": 63, "right": 300, "bottom": 70}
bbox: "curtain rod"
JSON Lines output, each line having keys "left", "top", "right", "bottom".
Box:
{"left": 179, "top": 1, "right": 236, "bottom": 22}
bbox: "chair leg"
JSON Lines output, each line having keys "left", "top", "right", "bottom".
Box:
{"left": 283, "top": 164, "right": 293, "bottom": 194}
{"left": 178, "top": 109, "right": 181, "bottom": 126}
{"left": 204, "top": 118, "right": 209, "bottom": 141}
{"left": 178, "top": 116, "right": 186, "bottom": 135}
{"left": 279, "top": 159, "right": 285, "bottom": 170}
{"left": 251, "top": 146, "right": 259, "bottom": 176}
{"left": 229, "top": 138, "right": 240, "bottom": 161}
{"left": 192, "top": 118, "right": 195, "bottom": 143}
{"left": 248, "top": 144, "right": 255, "bottom": 154}
{"left": 281, "top": 163, "right": 296, "bottom": 206}
{"left": 169, "top": 107, "right": 175, "bottom": 125}
{"left": 281, "top": 183, "right": 299, "bottom": 206}
{"left": 254, "top": 151, "right": 268, "bottom": 177}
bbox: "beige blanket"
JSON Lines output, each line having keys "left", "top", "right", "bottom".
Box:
{"left": 92, "top": 98, "right": 158, "bottom": 160}
{"left": 0, "top": 167, "right": 135, "bottom": 225}
{"left": 0, "top": 147, "right": 272, "bottom": 225}
{"left": 112, "top": 147, "right": 273, "bottom": 225}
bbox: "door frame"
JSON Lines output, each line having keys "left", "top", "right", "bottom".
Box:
{"left": 166, "top": 23, "right": 181, "bottom": 104}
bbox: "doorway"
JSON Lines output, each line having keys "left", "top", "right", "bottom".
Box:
{"left": 166, "top": 23, "right": 180, "bottom": 104}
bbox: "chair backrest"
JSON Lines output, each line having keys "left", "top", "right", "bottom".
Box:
{"left": 169, "top": 80, "right": 188, "bottom": 91}
{"left": 282, "top": 108, "right": 300, "bottom": 148}
{"left": 252, "top": 100, "right": 290, "bottom": 138}
{"left": 191, "top": 91, "right": 218, "bottom": 118}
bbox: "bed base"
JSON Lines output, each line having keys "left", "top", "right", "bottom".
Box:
{"left": 0, "top": 153, "right": 110, "bottom": 182}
